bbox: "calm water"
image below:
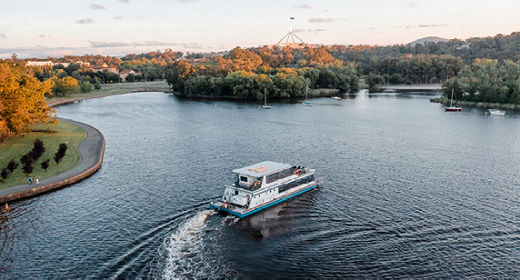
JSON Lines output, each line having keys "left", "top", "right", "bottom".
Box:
{"left": 1, "top": 91, "right": 520, "bottom": 279}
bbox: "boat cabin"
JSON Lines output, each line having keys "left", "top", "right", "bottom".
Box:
{"left": 232, "top": 161, "right": 296, "bottom": 190}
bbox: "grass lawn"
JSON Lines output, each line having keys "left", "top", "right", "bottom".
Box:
{"left": 0, "top": 121, "right": 86, "bottom": 189}
{"left": 47, "top": 81, "right": 170, "bottom": 106}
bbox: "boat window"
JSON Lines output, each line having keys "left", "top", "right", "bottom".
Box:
{"left": 240, "top": 176, "right": 248, "bottom": 183}
{"left": 235, "top": 190, "right": 239, "bottom": 195}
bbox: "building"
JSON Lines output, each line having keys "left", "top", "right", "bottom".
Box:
{"left": 26, "top": 60, "right": 53, "bottom": 67}
{"left": 119, "top": 69, "right": 141, "bottom": 81}
{"left": 93, "top": 63, "right": 119, "bottom": 74}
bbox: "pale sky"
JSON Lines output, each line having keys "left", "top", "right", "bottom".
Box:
{"left": 0, "top": 0, "right": 519, "bottom": 58}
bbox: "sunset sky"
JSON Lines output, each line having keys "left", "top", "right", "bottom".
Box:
{"left": 1, "top": 0, "right": 519, "bottom": 58}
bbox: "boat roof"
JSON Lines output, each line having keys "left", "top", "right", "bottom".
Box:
{"left": 233, "top": 161, "right": 292, "bottom": 177}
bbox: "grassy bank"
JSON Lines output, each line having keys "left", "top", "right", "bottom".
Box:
{"left": 430, "top": 98, "right": 520, "bottom": 111}
{"left": 0, "top": 121, "right": 86, "bottom": 189}
{"left": 47, "top": 81, "right": 171, "bottom": 106}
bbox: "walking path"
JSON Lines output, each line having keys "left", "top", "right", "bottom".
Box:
{"left": 0, "top": 118, "right": 105, "bottom": 203}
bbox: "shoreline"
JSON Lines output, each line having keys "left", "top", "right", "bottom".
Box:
{"left": 430, "top": 98, "right": 520, "bottom": 111}
{"left": 0, "top": 118, "right": 106, "bottom": 203}
{"left": 47, "top": 81, "right": 170, "bottom": 107}
{"left": 379, "top": 84, "right": 442, "bottom": 92}
{"left": 172, "top": 88, "right": 342, "bottom": 101}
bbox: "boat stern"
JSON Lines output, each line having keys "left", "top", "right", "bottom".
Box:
{"left": 209, "top": 201, "right": 244, "bottom": 218}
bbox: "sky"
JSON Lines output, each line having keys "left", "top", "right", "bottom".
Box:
{"left": 0, "top": 0, "right": 519, "bottom": 58}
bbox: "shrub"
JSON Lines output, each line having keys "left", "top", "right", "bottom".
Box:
{"left": 54, "top": 143, "right": 68, "bottom": 164}
{"left": 30, "top": 138, "right": 45, "bottom": 160}
{"left": 80, "top": 81, "right": 92, "bottom": 93}
{"left": 20, "top": 153, "right": 34, "bottom": 166}
{"left": 1, "top": 168, "right": 9, "bottom": 179}
{"left": 41, "top": 159, "right": 50, "bottom": 170}
{"left": 7, "top": 160, "right": 18, "bottom": 172}
{"left": 22, "top": 164, "right": 33, "bottom": 174}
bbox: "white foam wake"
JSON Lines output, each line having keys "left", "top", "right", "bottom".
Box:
{"left": 162, "top": 210, "right": 214, "bottom": 280}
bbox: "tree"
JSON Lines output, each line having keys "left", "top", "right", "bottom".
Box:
{"left": 30, "top": 138, "right": 45, "bottom": 160}
{"left": 367, "top": 74, "right": 385, "bottom": 92}
{"left": 20, "top": 153, "right": 34, "bottom": 166}
{"left": 22, "top": 164, "right": 33, "bottom": 174}
{"left": 51, "top": 76, "right": 80, "bottom": 96}
{"left": 0, "top": 61, "right": 56, "bottom": 138}
{"left": 7, "top": 160, "right": 18, "bottom": 172}
{"left": 80, "top": 81, "right": 92, "bottom": 93}
{"left": 41, "top": 159, "right": 50, "bottom": 170}
{"left": 1, "top": 168, "right": 9, "bottom": 180}
{"left": 54, "top": 143, "right": 68, "bottom": 164}
{"left": 94, "top": 79, "right": 102, "bottom": 90}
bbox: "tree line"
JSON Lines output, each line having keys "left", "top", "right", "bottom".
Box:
{"left": 442, "top": 59, "right": 520, "bottom": 104}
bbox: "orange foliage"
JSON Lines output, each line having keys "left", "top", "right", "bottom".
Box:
{"left": 0, "top": 61, "right": 56, "bottom": 139}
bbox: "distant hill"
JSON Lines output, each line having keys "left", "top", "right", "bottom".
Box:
{"left": 409, "top": 36, "right": 449, "bottom": 46}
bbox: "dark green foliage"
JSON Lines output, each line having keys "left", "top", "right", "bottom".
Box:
{"left": 20, "top": 153, "right": 34, "bottom": 166}
{"left": 367, "top": 74, "right": 386, "bottom": 92}
{"left": 443, "top": 59, "right": 520, "bottom": 104}
{"left": 22, "top": 164, "right": 33, "bottom": 174}
{"left": 94, "top": 80, "right": 101, "bottom": 90}
{"left": 30, "top": 138, "right": 45, "bottom": 160}
{"left": 80, "top": 81, "right": 92, "bottom": 93}
{"left": 389, "top": 73, "right": 404, "bottom": 84}
{"left": 7, "top": 160, "right": 18, "bottom": 172}
{"left": 1, "top": 168, "right": 9, "bottom": 179}
{"left": 54, "top": 143, "right": 68, "bottom": 164}
{"left": 41, "top": 159, "right": 50, "bottom": 170}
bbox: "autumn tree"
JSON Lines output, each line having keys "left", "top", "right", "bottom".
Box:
{"left": 51, "top": 76, "right": 80, "bottom": 96}
{"left": 0, "top": 61, "right": 56, "bottom": 140}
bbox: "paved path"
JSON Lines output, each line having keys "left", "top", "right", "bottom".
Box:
{"left": 0, "top": 118, "right": 105, "bottom": 203}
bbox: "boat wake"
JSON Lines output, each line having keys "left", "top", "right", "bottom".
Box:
{"left": 162, "top": 210, "right": 217, "bottom": 280}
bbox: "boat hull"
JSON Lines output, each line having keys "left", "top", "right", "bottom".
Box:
{"left": 444, "top": 107, "right": 462, "bottom": 112}
{"left": 210, "top": 184, "right": 318, "bottom": 218}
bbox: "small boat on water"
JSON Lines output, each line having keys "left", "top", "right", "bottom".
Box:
{"left": 488, "top": 109, "right": 506, "bottom": 115}
{"left": 262, "top": 88, "right": 271, "bottom": 109}
{"left": 331, "top": 96, "right": 341, "bottom": 100}
{"left": 210, "top": 161, "right": 319, "bottom": 218}
{"left": 444, "top": 88, "right": 462, "bottom": 112}
{"left": 299, "top": 87, "right": 312, "bottom": 106}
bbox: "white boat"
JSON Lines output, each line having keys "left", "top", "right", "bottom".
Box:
{"left": 210, "top": 161, "right": 319, "bottom": 218}
{"left": 262, "top": 89, "right": 271, "bottom": 109}
{"left": 488, "top": 109, "right": 505, "bottom": 115}
{"left": 331, "top": 96, "right": 341, "bottom": 100}
{"left": 299, "top": 87, "right": 312, "bottom": 105}
{"left": 444, "top": 88, "right": 462, "bottom": 112}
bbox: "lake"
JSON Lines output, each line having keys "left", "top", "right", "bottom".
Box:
{"left": 1, "top": 91, "right": 520, "bottom": 279}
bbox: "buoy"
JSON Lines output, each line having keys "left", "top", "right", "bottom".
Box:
{"left": 5, "top": 203, "right": 8, "bottom": 212}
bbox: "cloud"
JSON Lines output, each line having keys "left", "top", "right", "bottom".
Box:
{"left": 88, "top": 40, "right": 203, "bottom": 49}
{"left": 407, "top": 1, "right": 417, "bottom": 8}
{"left": 308, "top": 17, "right": 346, "bottom": 23}
{"left": 89, "top": 4, "right": 106, "bottom": 10}
{"left": 118, "top": 0, "right": 130, "bottom": 3}
{"left": 76, "top": 18, "right": 95, "bottom": 24}
{"left": 176, "top": 0, "right": 197, "bottom": 2}
{"left": 418, "top": 24, "right": 449, "bottom": 28}
{"left": 293, "top": 4, "right": 312, "bottom": 9}
{"left": 114, "top": 15, "right": 143, "bottom": 20}
{"left": 0, "top": 41, "right": 206, "bottom": 58}
{"left": 293, "top": 28, "right": 326, "bottom": 33}
{"left": 0, "top": 33, "right": 6, "bottom": 38}
{"left": 395, "top": 24, "right": 449, "bottom": 29}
